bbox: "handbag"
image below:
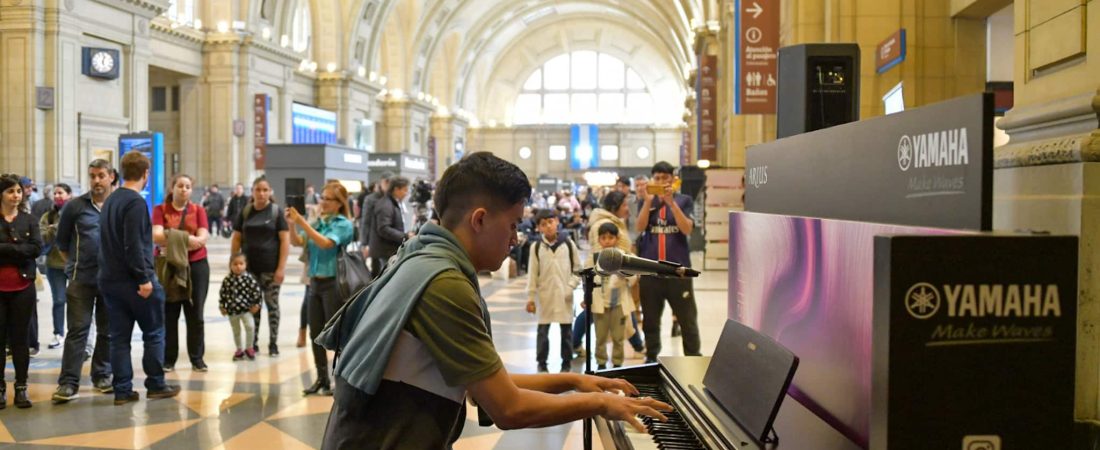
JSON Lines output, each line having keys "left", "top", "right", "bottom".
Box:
{"left": 336, "top": 244, "right": 371, "bottom": 302}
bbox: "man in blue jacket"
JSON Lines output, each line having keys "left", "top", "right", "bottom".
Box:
{"left": 98, "top": 151, "right": 180, "bottom": 405}
{"left": 52, "top": 159, "right": 115, "bottom": 403}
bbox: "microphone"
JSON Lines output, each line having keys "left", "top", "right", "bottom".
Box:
{"left": 595, "top": 248, "right": 700, "bottom": 278}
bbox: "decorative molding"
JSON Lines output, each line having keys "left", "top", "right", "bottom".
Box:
{"left": 994, "top": 133, "right": 1100, "bottom": 168}
{"left": 994, "top": 91, "right": 1100, "bottom": 168}
{"left": 150, "top": 20, "right": 204, "bottom": 46}
{"left": 80, "top": 113, "right": 131, "bottom": 133}
{"left": 242, "top": 36, "right": 305, "bottom": 66}
{"left": 91, "top": 0, "right": 167, "bottom": 19}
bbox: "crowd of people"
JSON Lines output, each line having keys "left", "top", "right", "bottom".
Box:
{"left": 0, "top": 151, "right": 701, "bottom": 449}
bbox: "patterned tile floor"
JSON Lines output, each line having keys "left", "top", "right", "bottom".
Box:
{"left": 1, "top": 238, "right": 729, "bottom": 449}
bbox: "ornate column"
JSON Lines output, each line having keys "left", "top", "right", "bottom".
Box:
{"left": 42, "top": 0, "right": 84, "bottom": 184}
{"left": 0, "top": 0, "right": 47, "bottom": 179}
{"left": 201, "top": 33, "right": 243, "bottom": 185}
{"left": 430, "top": 113, "right": 468, "bottom": 176}
{"left": 381, "top": 98, "right": 433, "bottom": 154}
{"left": 989, "top": 0, "right": 1100, "bottom": 426}
{"left": 316, "top": 72, "right": 352, "bottom": 144}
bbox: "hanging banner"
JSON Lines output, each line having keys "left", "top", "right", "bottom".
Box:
{"left": 697, "top": 54, "right": 718, "bottom": 161}
{"left": 570, "top": 124, "right": 599, "bottom": 171}
{"left": 253, "top": 94, "right": 269, "bottom": 170}
{"left": 734, "top": 0, "right": 780, "bottom": 114}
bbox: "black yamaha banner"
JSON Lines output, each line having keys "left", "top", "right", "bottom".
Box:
{"left": 746, "top": 93, "right": 992, "bottom": 230}
{"left": 873, "top": 234, "right": 1077, "bottom": 450}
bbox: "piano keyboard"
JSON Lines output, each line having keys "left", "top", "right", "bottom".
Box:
{"left": 635, "top": 383, "right": 705, "bottom": 449}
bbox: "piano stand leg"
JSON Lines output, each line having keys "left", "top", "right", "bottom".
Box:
{"left": 584, "top": 417, "right": 592, "bottom": 450}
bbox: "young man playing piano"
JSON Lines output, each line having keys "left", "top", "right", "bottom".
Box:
{"left": 317, "top": 152, "right": 671, "bottom": 449}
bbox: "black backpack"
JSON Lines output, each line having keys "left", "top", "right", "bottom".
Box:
{"left": 533, "top": 237, "right": 576, "bottom": 273}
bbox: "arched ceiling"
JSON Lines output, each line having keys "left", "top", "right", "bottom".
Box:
{"left": 233, "top": 0, "right": 709, "bottom": 120}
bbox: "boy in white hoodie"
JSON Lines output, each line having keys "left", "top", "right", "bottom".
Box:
{"left": 592, "top": 222, "right": 637, "bottom": 369}
{"left": 526, "top": 210, "right": 580, "bottom": 373}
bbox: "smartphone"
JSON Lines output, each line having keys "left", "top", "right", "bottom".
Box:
{"left": 286, "top": 195, "right": 306, "bottom": 216}
{"left": 646, "top": 179, "right": 681, "bottom": 195}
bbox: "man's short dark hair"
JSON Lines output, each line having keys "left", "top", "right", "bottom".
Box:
{"left": 434, "top": 152, "right": 531, "bottom": 228}
{"left": 651, "top": 161, "right": 675, "bottom": 176}
{"left": 534, "top": 209, "right": 558, "bottom": 226}
{"left": 120, "top": 151, "right": 150, "bottom": 181}
{"left": 388, "top": 176, "right": 410, "bottom": 195}
{"left": 597, "top": 222, "right": 619, "bottom": 237}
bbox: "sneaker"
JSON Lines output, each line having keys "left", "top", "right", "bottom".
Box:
{"left": 93, "top": 378, "right": 114, "bottom": 394}
{"left": 561, "top": 363, "right": 572, "bottom": 373}
{"left": 537, "top": 363, "right": 549, "bottom": 373}
{"left": 147, "top": 385, "right": 182, "bottom": 400}
{"left": 671, "top": 322, "right": 681, "bottom": 337}
{"left": 252, "top": 343, "right": 259, "bottom": 353}
{"left": 52, "top": 385, "right": 79, "bottom": 404}
{"left": 48, "top": 334, "right": 63, "bottom": 349}
{"left": 644, "top": 357, "right": 658, "bottom": 364}
{"left": 233, "top": 350, "right": 244, "bottom": 361}
{"left": 192, "top": 361, "right": 208, "bottom": 372}
{"left": 114, "top": 391, "right": 139, "bottom": 405}
{"left": 245, "top": 348, "right": 256, "bottom": 360}
{"left": 29, "top": 348, "right": 39, "bottom": 358}
{"left": 268, "top": 343, "right": 279, "bottom": 357}
{"left": 163, "top": 364, "right": 174, "bottom": 373}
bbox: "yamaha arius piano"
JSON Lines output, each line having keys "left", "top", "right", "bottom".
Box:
{"left": 590, "top": 321, "right": 863, "bottom": 450}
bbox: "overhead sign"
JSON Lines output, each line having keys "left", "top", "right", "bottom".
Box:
{"left": 745, "top": 93, "right": 993, "bottom": 230}
{"left": 734, "top": 0, "right": 779, "bottom": 114}
{"left": 253, "top": 94, "right": 269, "bottom": 170}
{"left": 291, "top": 103, "right": 337, "bottom": 144}
{"left": 876, "top": 29, "right": 906, "bottom": 74}
{"left": 697, "top": 55, "right": 718, "bottom": 161}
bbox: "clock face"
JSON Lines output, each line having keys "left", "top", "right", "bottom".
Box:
{"left": 91, "top": 51, "right": 115, "bottom": 73}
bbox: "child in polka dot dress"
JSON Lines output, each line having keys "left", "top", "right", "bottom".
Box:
{"left": 220, "top": 253, "right": 263, "bottom": 360}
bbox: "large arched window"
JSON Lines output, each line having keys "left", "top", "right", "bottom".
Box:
{"left": 163, "top": 0, "right": 196, "bottom": 25}
{"left": 291, "top": 0, "right": 312, "bottom": 53}
{"left": 513, "top": 51, "right": 654, "bottom": 125}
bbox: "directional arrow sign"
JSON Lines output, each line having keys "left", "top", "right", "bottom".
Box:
{"left": 746, "top": 1, "right": 763, "bottom": 19}
{"left": 734, "top": 0, "right": 778, "bottom": 114}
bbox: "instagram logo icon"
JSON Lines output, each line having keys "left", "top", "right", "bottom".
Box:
{"left": 962, "top": 435, "right": 1001, "bottom": 450}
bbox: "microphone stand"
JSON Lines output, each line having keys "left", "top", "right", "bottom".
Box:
{"left": 579, "top": 267, "right": 598, "bottom": 450}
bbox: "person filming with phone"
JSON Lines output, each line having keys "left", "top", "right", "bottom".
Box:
{"left": 634, "top": 161, "right": 700, "bottom": 364}
{"left": 286, "top": 182, "right": 354, "bottom": 396}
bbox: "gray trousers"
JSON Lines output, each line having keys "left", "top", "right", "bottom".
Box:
{"left": 229, "top": 313, "right": 255, "bottom": 351}
{"left": 58, "top": 280, "right": 112, "bottom": 388}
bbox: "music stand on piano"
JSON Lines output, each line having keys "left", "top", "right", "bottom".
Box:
{"left": 696, "top": 319, "right": 799, "bottom": 448}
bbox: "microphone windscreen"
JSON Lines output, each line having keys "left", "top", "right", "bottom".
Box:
{"left": 595, "top": 248, "right": 624, "bottom": 275}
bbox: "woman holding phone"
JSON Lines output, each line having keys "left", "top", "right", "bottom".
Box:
{"left": 287, "top": 182, "right": 354, "bottom": 396}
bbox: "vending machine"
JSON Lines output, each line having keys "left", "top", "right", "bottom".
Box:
{"left": 118, "top": 132, "right": 165, "bottom": 214}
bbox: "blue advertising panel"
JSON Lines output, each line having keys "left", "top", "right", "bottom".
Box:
{"left": 119, "top": 132, "right": 165, "bottom": 214}
{"left": 570, "top": 124, "right": 598, "bottom": 171}
{"left": 291, "top": 103, "right": 338, "bottom": 144}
